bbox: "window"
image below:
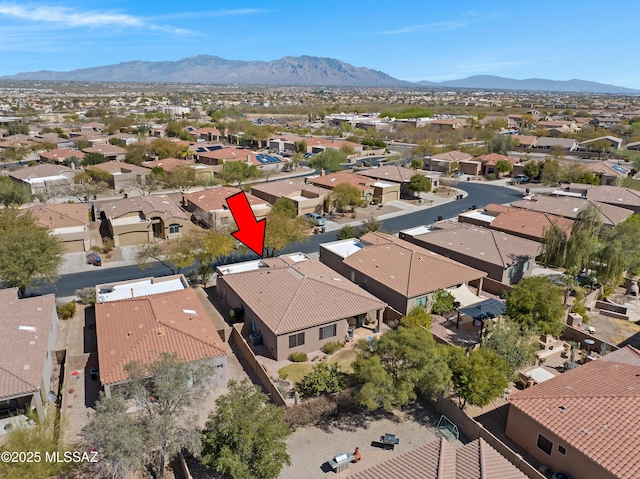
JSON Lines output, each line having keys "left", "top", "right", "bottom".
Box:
{"left": 536, "top": 434, "right": 553, "bottom": 456}
{"left": 169, "top": 224, "right": 180, "bottom": 234}
{"left": 523, "top": 261, "right": 530, "bottom": 272}
{"left": 558, "top": 445, "right": 566, "bottom": 455}
{"left": 289, "top": 332, "right": 305, "bottom": 348}
{"left": 507, "top": 267, "right": 514, "bottom": 278}
{"left": 319, "top": 324, "right": 337, "bottom": 340}
{"left": 414, "top": 296, "right": 428, "bottom": 308}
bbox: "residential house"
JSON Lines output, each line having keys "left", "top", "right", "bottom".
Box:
{"left": 80, "top": 122, "right": 105, "bottom": 132}
{"left": 8, "top": 163, "right": 75, "bottom": 195}
{"left": 195, "top": 148, "right": 289, "bottom": 173}
{"left": 510, "top": 134, "right": 538, "bottom": 149}
{"left": 429, "top": 118, "right": 466, "bottom": 130}
{"left": 95, "top": 274, "right": 189, "bottom": 303}
{"left": 536, "top": 120, "right": 578, "bottom": 132}
{"left": 589, "top": 116, "right": 623, "bottom": 129}
{"left": 95, "top": 288, "right": 227, "bottom": 397}
{"left": 267, "top": 133, "right": 304, "bottom": 153}
{"left": 97, "top": 196, "right": 193, "bottom": 246}
{"left": 216, "top": 254, "right": 386, "bottom": 361}
{"left": 108, "top": 133, "right": 139, "bottom": 146}
{"left": 506, "top": 346, "right": 640, "bottom": 479}
{"left": 25, "top": 203, "right": 91, "bottom": 252}
{"left": 33, "top": 133, "right": 74, "bottom": 150}
{"left": 0, "top": 288, "right": 58, "bottom": 422}
{"left": 141, "top": 157, "right": 216, "bottom": 181}
{"left": 82, "top": 144, "right": 127, "bottom": 161}
{"left": 250, "top": 178, "right": 330, "bottom": 216}
{"left": 305, "top": 137, "right": 363, "bottom": 155}
{"left": 347, "top": 438, "right": 529, "bottom": 479}
{"left": 510, "top": 195, "right": 633, "bottom": 227}
{"left": 426, "top": 151, "right": 476, "bottom": 174}
{"left": 554, "top": 184, "right": 640, "bottom": 212}
{"left": 191, "top": 127, "right": 222, "bottom": 143}
{"left": 473, "top": 153, "right": 519, "bottom": 176}
{"left": 39, "top": 148, "right": 85, "bottom": 164}
{"left": 320, "top": 232, "right": 486, "bottom": 318}
{"left": 400, "top": 222, "right": 540, "bottom": 285}
{"left": 626, "top": 140, "right": 640, "bottom": 151}
{"left": 183, "top": 187, "right": 270, "bottom": 229}
{"left": 358, "top": 165, "right": 440, "bottom": 196}
{"left": 307, "top": 171, "right": 400, "bottom": 204}
{"left": 89, "top": 160, "right": 151, "bottom": 190}
{"left": 578, "top": 136, "right": 624, "bottom": 151}
{"left": 459, "top": 207, "right": 573, "bottom": 243}
{"left": 534, "top": 137, "right": 578, "bottom": 152}
{"left": 584, "top": 162, "right": 629, "bottom": 185}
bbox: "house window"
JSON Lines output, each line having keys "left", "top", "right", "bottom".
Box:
{"left": 507, "top": 267, "right": 514, "bottom": 278}
{"left": 536, "top": 434, "right": 553, "bottom": 456}
{"left": 558, "top": 445, "right": 566, "bottom": 455}
{"left": 414, "top": 296, "right": 428, "bottom": 308}
{"left": 289, "top": 332, "right": 305, "bottom": 348}
{"left": 523, "top": 261, "right": 530, "bottom": 272}
{"left": 169, "top": 224, "right": 180, "bottom": 234}
{"left": 319, "top": 324, "right": 337, "bottom": 340}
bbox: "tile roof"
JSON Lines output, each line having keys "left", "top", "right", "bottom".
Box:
{"left": 483, "top": 203, "right": 511, "bottom": 215}
{"left": 342, "top": 234, "right": 486, "bottom": 298}
{"left": 581, "top": 184, "right": 640, "bottom": 208}
{"left": 511, "top": 195, "right": 632, "bottom": 226}
{"left": 250, "top": 178, "right": 329, "bottom": 198}
{"left": 142, "top": 157, "right": 195, "bottom": 172}
{"left": 307, "top": 171, "right": 373, "bottom": 192}
{"left": 8, "top": 163, "right": 74, "bottom": 180}
{"left": 95, "top": 289, "right": 227, "bottom": 386}
{"left": 408, "top": 222, "right": 541, "bottom": 268}
{"left": 39, "top": 149, "right": 85, "bottom": 162}
{"left": 0, "top": 288, "right": 56, "bottom": 399}
{"left": 510, "top": 135, "right": 538, "bottom": 146}
{"left": 474, "top": 153, "right": 518, "bottom": 166}
{"left": 196, "top": 147, "right": 255, "bottom": 161}
{"left": 100, "top": 195, "right": 189, "bottom": 221}
{"left": 489, "top": 209, "right": 573, "bottom": 241}
{"left": 183, "top": 187, "right": 268, "bottom": 212}
{"left": 431, "top": 151, "right": 474, "bottom": 162}
{"left": 83, "top": 144, "right": 127, "bottom": 155}
{"left": 536, "top": 137, "right": 577, "bottom": 149}
{"left": 359, "top": 165, "right": 436, "bottom": 183}
{"left": 219, "top": 259, "right": 386, "bottom": 335}
{"left": 584, "top": 162, "right": 629, "bottom": 178}
{"left": 347, "top": 438, "right": 527, "bottom": 479}
{"left": 89, "top": 160, "right": 147, "bottom": 174}
{"left": 509, "top": 346, "right": 640, "bottom": 479}
{"left": 25, "top": 203, "right": 90, "bottom": 229}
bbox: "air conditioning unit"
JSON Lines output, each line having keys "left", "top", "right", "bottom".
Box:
{"left": 538, "top": 465, "right": 552, "bottom": 478}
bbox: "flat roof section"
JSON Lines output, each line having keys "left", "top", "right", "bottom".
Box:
{"left": 97, "top": 277, "right": 186, "bottom": 302}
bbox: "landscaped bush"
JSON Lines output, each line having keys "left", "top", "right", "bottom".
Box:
{"left": 295, "top": 362, "right": 343, "bottom": 398}
{"left": 288, "top": 352, "right": 308, "bottom": 362}
{"left": 321, "top": 341, "right": 343, "bottom": 355}
{"left": 56, "top": 301, "right": 76, "bottom": 320}
{"left": 75, "top": 287, "right": 96, "bottom": 305}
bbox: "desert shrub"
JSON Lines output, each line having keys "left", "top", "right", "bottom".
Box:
{"left": 56, "top": 301, "right": 76, "bottom": 320}
{"left": 295, "top": 363, "right": 343, "bottom": 398}
{"left": 321, "top": 341, "right": 343, "bottom": 355}
{"left": 288, "top": 352, "right": 308, "bottom": 362}
{"left": 75, "top": 287, "right": 96, "bottom": 305}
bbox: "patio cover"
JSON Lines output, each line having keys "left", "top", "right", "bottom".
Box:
{"left": 446, "top": 284, "right": 482, "bottom": 308}
{"left": 458, "top": 298, "right": 506, "bottom": 321}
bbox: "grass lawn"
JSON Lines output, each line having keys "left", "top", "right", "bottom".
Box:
{"left": 328, "top": 348, "right": 357, "bottom": 373}
{"left": 278, "top": 348, "right": 359, "bottom": 383}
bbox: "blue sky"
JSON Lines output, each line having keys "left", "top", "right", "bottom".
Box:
{"left": 1, "top": 0, "right": 639, "bottom": 88}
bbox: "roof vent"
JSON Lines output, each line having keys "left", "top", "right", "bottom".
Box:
{"left": 182, "top": 309, "right": 197, "bottom": 315}
{"left": 558, "top": 405, "right": 566, "bottom": 411}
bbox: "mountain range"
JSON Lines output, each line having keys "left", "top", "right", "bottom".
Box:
{"left": 2, "top": 55, "right": 638, "bottom": 94}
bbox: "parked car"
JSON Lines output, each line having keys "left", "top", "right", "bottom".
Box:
{"left": 86, "top": 252, "right": 102, "bottom": 266}
{"left": 304, "top": 213, "right": 326, "bottom": 227}
{"left": 513, "top": 174, "right": 530, "bottom": 184}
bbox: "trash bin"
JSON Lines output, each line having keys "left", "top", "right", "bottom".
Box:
{"left": 90, "top": 368, "right": 99, "bottom": 381}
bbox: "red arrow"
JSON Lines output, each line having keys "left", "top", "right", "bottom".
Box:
{"left": 226, "top": 191, "right": 266, "bottom": 257}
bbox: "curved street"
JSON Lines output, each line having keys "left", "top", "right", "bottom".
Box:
{"left": 34, "top": 182, "right": 524, "bottom": 298}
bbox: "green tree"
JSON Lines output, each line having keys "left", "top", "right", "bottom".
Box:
{"left": 542, "top": 223, "right": 568, "bottom": 267}
{"left": 271, "top": 198, "right": 297, "bottom": 219}
{"left": 448, "top": 347, "right": 509, "bottom": 409}
{"left": 408, "top": 174, "right": 432, "bottom": 196}
{"left": 336, "top": 224, "right": 358, "bottom": 239}
{"left": 483, "top": 320, "right": 537, "bottom": 380}
{"left": 352, "top": 327, "right": 451, "bottom": 410}
{"left": 296, "top": 362, "right": 343, "bottom": 398}
{"left": 400, "top": 305, "right": 432, "bottom": 329}
{"left": 430, "top": 289, "right": 455, "bottom": 315}
{"left": 308, "top": 149, "right": 346, "bottom": 172}
{"left": 331, "top": 183, "right": 363, "bottom": 212}
{"left": 125, "top": 142, "right": 153, "bottom": 165}
{"left": 193, "top": 229, "right": 236, "bottom": 283}
{"left": 505, "top": 276, "right": 566, "bottom": 337}
{"left": 82, "top": 151, "right": 109, "bottom": 166}
{"left": 411, "top": 158, "right": 424, "bottom": 169}
{"left": 607, "top": 214, "right": 640, "bottom": 276}
{"left": 564, "top": 204, "right": 602, "bottom": 277}
{"left": 359, "top": 216, "right": 383, "bottom": 235}
{"left": 6, "top": 121, "right": 29, "bottom": 136}
{"left": 202, "top": 379, "right": 292, "bottom": 479}
{"left": 219, "top": 162, "right": 260, "bottom": 186}
{"left": 163, "top": 165, "right": 207, "bottom": 193}
{"left": 294, "top": 140, "right": 308, "bottom": 154}
{"left": 135, "top": 234, "right": 198, "bottom": 274}
{"left": 0, "top": 210, "right": 64, "bottom": 297}
{"left": 495, "top": 159, "right": 514, "bottom": 177}
{"left": 263, "top": 210, "right": 309, "bottom": 257}
{"left": 0, "top": 176, "right": 32, "bottom": 206}
{"left": 540, "top": 158, "right": 563, "bottom": 185}
{"left": 487, "top": 135, "right": 513, "bottom": 155}
{"left": 523, "top": 160, "right": 540, "bottom": 180}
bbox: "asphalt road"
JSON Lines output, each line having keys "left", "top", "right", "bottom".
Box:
{"left": 33, "top": 182, "right": 523, "bottom": 298}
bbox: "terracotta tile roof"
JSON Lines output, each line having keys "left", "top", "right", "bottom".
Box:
{"left": 347, "top": 438, "right": 527, "bottom": 479}
{"left": 483, "top": 203, "right": 511, "bottom": 215}
{"left": 25, "top": 203, "right": 90, "bottom": 229}
{"left": 8, "top": 163, "right": 74, "bottom": 180}
{"left": 196, "top": 147, "right": 255, "bottom": 161}
{"left": 408, "top": 222, "right": 541, "bottom": 268}
{"left": 95, "top": 289, "right": 226, "bottom": 386}
{"left": 359, "top": 165, "right": 435, "bottom": 183}
{"left": 142, "top": 157, "right": 195, "bottom": 172}
{"left": 0, "top": 288, "right": 56, "bottom": 399}
{"left": 581, "top": 184, "right": 640, "bottom": 208}
{"left": 39, "top": 149, "right": 85, "bottom": 162}
{"left": 511, "top": 195, "right": 632, "bottom": 226}
{"left": 191, "top": 127, "right": 221, "bottom": 135}
{"left": 474, "top": 153, "right": 518, "bottom": 166}
{"left": 100, "top": 196, "right": 189, "bottom": 222}
{"left": 509, "top": 346, "right": 640, "bottom": 479}
{"left": 510, "top": 135, "right": 538, "bottom": 147}
{"left": 89, "top": 160, "right": 147, "bottom": 174}
{"left": 183, "top": 187, "right": 268, "bottom": 212}
{"left": 82, "top": 144, "right": 127, "bottom": 156}
{"left": 250, "top": 178, "right": 329, "bottom": 198}
{"left": 585, "top": 162, "right": 629, "bottom": 178}
{"left": 490, "top": 209, "right": 573, "bottom": 241}
{"left": 307, "top": 171, "right": 373, "bottom": 192}
{"left": 431, "top": 150, "right": 474, "bottom": 162}
{"left": 342, "top": 234, "right": 486, "bottom": 298}
{"left": 219, "top": 259, "right": 386, "bottom": 335}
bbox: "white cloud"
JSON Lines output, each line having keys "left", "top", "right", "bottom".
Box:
{"left": 0, "top": 3, "right": 191, "bottom": 34}
{"left": 380, "top": 21, "right": 466, "bottom": 35}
